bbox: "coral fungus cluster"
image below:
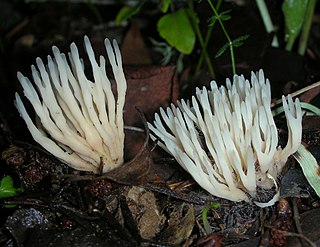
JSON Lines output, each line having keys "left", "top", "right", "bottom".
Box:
{"left": 15, "top": 36, "right": 126, "bottom": 173}
{"left": 148, "top": 70, "right": 302, "bottom": 202}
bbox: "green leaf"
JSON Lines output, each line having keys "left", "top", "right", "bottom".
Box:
{"left": 115, "top": 6, "right": 134, "bottom": 25}
{"left": 207, "top": 16, "right": 217, "bottom": 27}
{"left": 215, "top": 42, "right": 230, "bottom": 58}
{"left": 218, "top": 10, "right": 232, "bottom": 21}
{"left": 157, "top": 8, "right": 196, "bottom": 54}
{"left": 215, "top": 34, "right": 249, "bottom": 59}
{"left": 220, "top": 14, "right": 231, "bottom": 21}
{"left": 282, "top": 0, "right": 308, "bottom": 43}
{"left": 293, "top": 144, "right": 320, "bottom": 198}
{"left": 0, "top": 176, "right": 23, "bottom": 199}
{"left": 232, "top": 34, "right": 250, "bottom": 47}
{"left": 201, "top": 202, "right": 220, "bottom": 234}
{"left": 300, "top": 102, "right": 320, "bottom": 115}
{"left": 115, "top": 3, "right": 144, "bottom": 25}
{"left": 160, "top": 0, "right": 171, "bottom": 13}
{"left": 273, "top": 102, "right": 320, "bottom": 117}
{"left": 208, "top": 10, "right": 231, "bottom": 26}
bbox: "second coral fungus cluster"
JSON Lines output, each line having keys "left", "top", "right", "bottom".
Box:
{"left": 148, "top": 70, "right": 302, "bottom": 203}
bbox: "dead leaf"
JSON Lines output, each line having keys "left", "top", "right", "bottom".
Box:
{"left": 160, "top": 203, "right": 195, "bottom": 245}
{"left": 121, "top": 19, "right": 152, "bottom": 65}
{"left": 103, "top": 109, "right": 156, "bottom": 185}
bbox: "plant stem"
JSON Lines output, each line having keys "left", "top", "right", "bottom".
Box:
{"left": 255, "top": 0, "right": 279, "bottom": 47}
{"left": 195, "top": 0, "right": 223, "bottom": 77}
{"left": 285, "top": 35, "right": 295, "bottom": 51}
{"left": 207, "top": 0, "right": 236, "bottom": 74}
{"left": 187, "top": 0, "right": 215, "bottom": 79}
{"left": 195, "top": 26, "right": 213, "bottom": 76}
{"left": 298, "top": 0, "right": 316, "bottom": 55}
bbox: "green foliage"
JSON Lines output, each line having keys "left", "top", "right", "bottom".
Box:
{"left": 273, "top": 102, "right": 320, "bottom": 117}
{"left": 157, "top": 8, "right": 196, "bottom": 54}
{"left": 299, "top": 102, "right": 320, "bottom": 115}
{"left": 207, "top": 0, "right": 248, "bottom": 74}
{"left": 215, "top": 42, "right": 230, "bottom": 59}
{"left": 160, "top": 0, "right": 171, "bottom": 13}
{"left": 201, "top": 202, "right": 220, "bottom": 235}
{"left": 215, "top": 34, "right": 249, "bottom": 58}
{"left": 208, "top": 9, "right": 231, "bottom": 26}
{"left": 114, "top": 0, "right": 247, "bottom": 76}
{"left": 0, "top": 176, "right": 23, "bottom": 200}
{"left": 232, "top": 34, "right": 250, "bottom": 47}
{"left": 115, "top": 6, "right": 135, "bottom": 25}
{"left": 257, "top": 0, "right": 315, "bottom": 55}
{"left": 115, "top": 1, "right": 145, "bottom": 25}
{"left": 293, "top": 145, "right": 320, "bottom": 198}
{"left": 282, "top": 0, "right": 309, "bottom": 51}
{"left": 298, "top": 0, "right": 317, "bottom": 55}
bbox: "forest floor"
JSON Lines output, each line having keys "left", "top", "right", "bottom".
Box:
{"left": 0, "top": 1, "right": 320, "bottom": 246}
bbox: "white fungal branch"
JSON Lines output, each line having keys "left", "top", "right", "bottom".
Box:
{"left": 148, "top": 70, "right": 302, "bottom": 203}
{"left": 15, "top": 36, "right": 127, "bottom": 173}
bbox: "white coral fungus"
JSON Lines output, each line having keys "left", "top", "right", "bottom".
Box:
{"left": 15, "top": 36, "right": 126, "bottom": 173}
{"left": 148, "top": 70, "right": 302, "bottom": 203}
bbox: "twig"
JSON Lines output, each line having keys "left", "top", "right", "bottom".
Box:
{"left": 271, "top": 80, "right": 320, "bottom": 107}
{"left": 5, "top": 19, "right": 29, "bottom": 39}
{"left": 264, "top": 224, "right": 317, "bottom": 247}
{"left": 124, "top": 125, "right": 145, "bottom": 132}
{"left": 292, "top": 198, "right": 302, "bottom": 234}
{"left": 259, "top": 208, "right": 266, "bottom": 235}
{"left": 292, "top": 198, "right": 309, "bottom": 247}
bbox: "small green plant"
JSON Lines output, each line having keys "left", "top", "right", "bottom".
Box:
{"left": 157, "top": 7, "right": 195, "bottom": 55}
{"left": 115, "top": 0, "right": 249, "bottom": 77}
{"left": 207, "top": 0, "right": 249, "bottom": 75}
{"left": 282, "top": 0, "right": 309, "bottom": 52}
{"left": 0, "top": 176, "right": 23, "bottom": 208}
{"left": 201, "top": 202, "right": 220, "bottom": 235}
{"left": 257, "top": 0, "right": 316, "bottom": 55}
